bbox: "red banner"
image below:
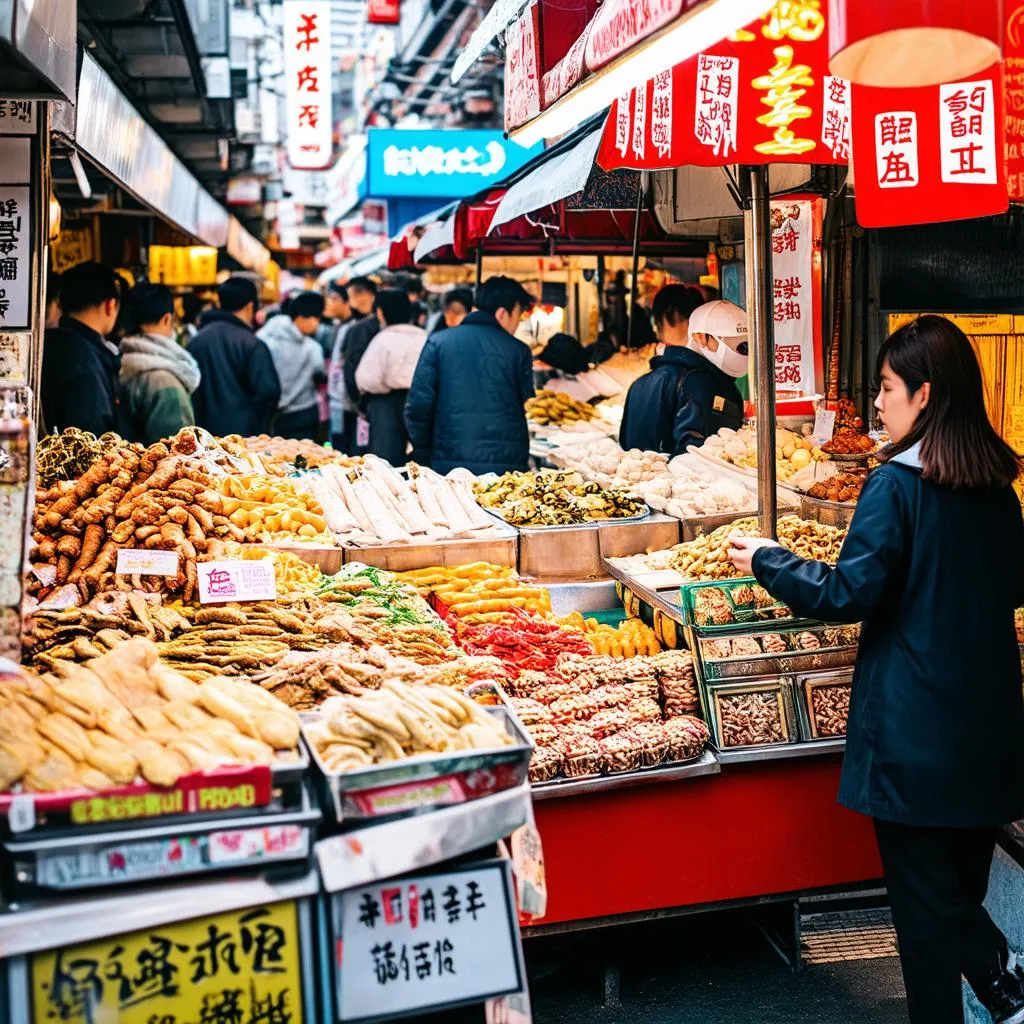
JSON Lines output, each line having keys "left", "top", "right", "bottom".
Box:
{"left": 1006, "top": 2, "right": 1024, "bottom": 201}
{"left": 368, "top": 0, "right": 401, "bottom": 25}
{"left": 598, "top": 1, "right": 850, "bottom": 169}
{"left": 850, "top": 64, "right": 1008, "bottom": 228}
{"left": 583, "top": 0, "right": 690, "bottom": 72}
{"left": 505, "top": 1, "right": 542, "bottom": 132}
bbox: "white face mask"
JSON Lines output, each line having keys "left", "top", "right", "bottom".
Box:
{"left": 689, "top": 335, "right": 748, "bottom": 378}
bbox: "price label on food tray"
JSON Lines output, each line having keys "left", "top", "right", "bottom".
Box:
{"left": 336, "top": 859, "right": 525, "bottom": 1022}
{"left": 30, "top": 900, "right": 304, "bottom": 1024}
{"left": 812, "top": 407, "right": 837, "bottom": 444}
{"left": 115, "top": 548, "right": 180, "bottom": 576}
{"left": 198, "top": 559, "right": 277, "bottom": 604}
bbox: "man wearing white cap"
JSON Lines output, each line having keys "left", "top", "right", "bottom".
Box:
{"left": 620, "top": 287, "right": 746, "bottom": 455}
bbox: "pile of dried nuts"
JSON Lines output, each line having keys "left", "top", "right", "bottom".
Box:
{"left": 717, "top": 691, "right": 787, "bottom": 747}
{"left": 809, "top": 683, "right": 851, "bottom": 738}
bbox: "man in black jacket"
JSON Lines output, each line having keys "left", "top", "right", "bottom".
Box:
{"left": 405, "top": 276, "right": 534, "bottom": 475}
{"left": 341, "top": 276, "right": 382, "bottom": 453}
{"left": 619, "top": 292, "right": 745, "bottom": 455}
{"left": 189, "top": 277, "right": 281, "bottom": 437}
{"left": 41, "top": 262, "right": 123, "bottom": 436}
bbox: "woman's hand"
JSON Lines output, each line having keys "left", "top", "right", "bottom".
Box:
{"left": 729, "top": 536, "right": 781, "bottom": 576}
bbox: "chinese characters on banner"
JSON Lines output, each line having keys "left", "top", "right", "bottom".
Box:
{"left": 850, "top": 65, "right": 1008, "bottom": 228}
{"left": 504, "top": 2, "right": 541, "bottom": 133}
{"left": 1005, "top": 2, "right": 1024, "bottom": 199}
{"left": 0, "top": 188, "right": 30, "bottom": 329}
{"left": 30, "top": 901, "right": 304, "bottom": 1024}
{"left": 283, "top": 1, "right": 333, "bottom": 170}
{"left": 771, "top": 200, "right": 820, "bottom": 399}
{"left": 338, "top": 861, "right": 525, "bottom": 1021}
{"left": 597, "top": 0, "right": 850, "bottom": 170}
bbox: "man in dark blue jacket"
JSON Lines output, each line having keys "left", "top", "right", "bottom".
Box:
{"left": 405, "top": 277, "right": 534, "bottom": 475}
{"left": 619, "top": 291, "right": 746, "bottom": 455}
{"left": 41, "top": 262, "right": 123, "bottom": 436}
{"left": 189, "top": 277, "right": 281, "bottom": 438}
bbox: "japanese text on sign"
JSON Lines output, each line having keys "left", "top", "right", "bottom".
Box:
{"left": 939, "top": 80, "right": 998, "bottom": 184}
{"left": 382, "top": 143, "right": 507, "bottom": 179}
{"left": 198, "top": 560, "right": 277, "bottom": 604}
{"left": 338, "top": 861, "right": 524, "bottom": 1021}
{"left": 30, "top": 900, "right": 304, "bottom": 1024}
{"left": 695, "top": 55, "right": 738, "bottom": 158}
{"left": 874, "top": 111, "right": 920, "bottom": 189}
{"left": 283, "top": 1, "right": 333, "bottom": 170}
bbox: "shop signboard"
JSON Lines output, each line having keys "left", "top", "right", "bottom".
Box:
{"left": 368, "top": 0, "right": 401, "bottom": 24}
{"left": 597, "top": 0, "right": 850, "bottom": 169}
{"left": 504, "top": 1, "right": 541, "bottom": 132}
{"left": 30, "top": 900, "right": 304, "bottom": 1024}
{"left": 770, "top": 198, "right": 821, "bottom": 400}
{"left": 0, "top": 186, "right": 31, "bottom": 330}
{"left": 335, "top": 859, "right": 525, "bottom": 1022}
{"left": 0, "top": 99, "right": 36, "bottom": 134}
{"left": 283, "top": 0, "right": 334, "bottom": 170}
{"left": 366, "top": 129, "right": 541, "bottom": 199}
{"left": 849, "top": 64, "right": 1008, "bottom": 227}
{"left": 584, "top": 0, "right": 690, "bottom": 72}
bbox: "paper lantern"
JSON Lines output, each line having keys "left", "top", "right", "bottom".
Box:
{"left": 828, "top": 0, "right": 1002, "bottom": 87}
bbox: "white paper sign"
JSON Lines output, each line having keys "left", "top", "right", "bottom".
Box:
{"left": 283, "top": 1, "right": 333, "bottom": 170}
{"left": 770, "top": 200, "right": 817, "bottom": 398}
{"left": 939, "top": 79, "right": 997, "bottom": 185}
{"left": 337, "top": 860, "right": 525, "bottom": 1022}
{"left": 0, "top": 331, "right": 29, "bottom": 382}
{"left": 198, "top": 559, "right": 277, "bottom": 604}
{"left": 115, "top": 548, "right": 180, "bottom": 577}
{"left": 9, "top": 793, "right": 35, "bottom": 833}
{"left": 0, "top": 187, "right": 31, "bottom": 329}
{"left": 812, "top": 407, "right": 837, "bottom": 444}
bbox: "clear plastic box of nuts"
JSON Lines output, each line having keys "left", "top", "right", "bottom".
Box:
{"left": 796, "top": 670, "right": 853, "bottom": 740}
{"left": 707, "top": 678, "right": 796, "bottom": 749}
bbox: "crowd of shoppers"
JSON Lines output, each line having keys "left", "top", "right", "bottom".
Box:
{"left": 39, "top": 261, "right": 539, "bottom": 477}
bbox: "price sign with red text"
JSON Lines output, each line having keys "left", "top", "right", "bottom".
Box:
{"left": 283, "top": 1, "right": 333, "bottom": 170}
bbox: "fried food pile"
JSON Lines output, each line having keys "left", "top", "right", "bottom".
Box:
{"left": 474, "top": 471, "right": 645, "bottom": 526}
{"left": 0, "top": 639, "right": 300, "bottom": 793}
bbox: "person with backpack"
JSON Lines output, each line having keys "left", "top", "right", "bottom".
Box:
{"left": 619, "top": 289, "right": 745, "bottom": 455}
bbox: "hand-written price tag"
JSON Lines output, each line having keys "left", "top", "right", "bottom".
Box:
{"left": 812, "top": 407, "right": 836, "bottom": 445}
{"left": 8, "top": 792, "right": 35, "bottom": 833}
{"left": 337, "top": 859, "right": 525, "bottom": 1022}
{"left": 198, "top": 559, "right": 277, "bottom": 604}
{"left": 115, "top": 548, "right": 180, "bottom": 577}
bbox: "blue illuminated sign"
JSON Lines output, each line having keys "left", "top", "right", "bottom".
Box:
{"left": 366, "top": 128, "right": 542, "bottom": 199}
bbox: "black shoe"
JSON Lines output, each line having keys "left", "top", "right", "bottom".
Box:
{"left": 979, "top": 956, "right": 1024, "bottom": 1024}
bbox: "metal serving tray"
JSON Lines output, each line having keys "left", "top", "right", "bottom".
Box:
{"left": 305, "top": 704, "right": 534, "bottom": 824}
{"left": 342, "top": 529, "right": 518, "bottom": 573}
{"left": 530, "top": 749, "right": 719, "bottom": 800}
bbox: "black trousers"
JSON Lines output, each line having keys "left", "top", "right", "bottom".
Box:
{"left": 874, "top": 819, "right": 1007, "bottom": 1024}
{"left": 331, "top": 411, "right": 359, "bottom": 455}
{"left": 274, "top": 405, "right": 319, "bottom": 441}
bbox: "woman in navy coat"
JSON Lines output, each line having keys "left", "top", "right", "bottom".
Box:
{"left": 732, "top": 316, "right": 1024, "bottom": 1024}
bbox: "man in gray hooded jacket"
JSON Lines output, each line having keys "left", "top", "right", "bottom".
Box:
{"left": 258, "top": 291, "right": 326, "bottom": 439}
{"left": 120, "top": 282, "right": 201, "bottom": 444}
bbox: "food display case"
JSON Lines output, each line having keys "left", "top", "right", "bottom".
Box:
{"left": 795, "top": 669, "right": 854, "bottom": 741}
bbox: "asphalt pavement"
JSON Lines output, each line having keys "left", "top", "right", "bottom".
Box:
{"left": 526, "top": 911, "right": 909, "bottom": 1024}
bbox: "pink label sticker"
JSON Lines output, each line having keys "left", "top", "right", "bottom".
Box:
{"left": 352, "top": 776, "right": 466, "bottom": 816}
{"left": 198, "top": 559, "right": 277, "bottom": 604}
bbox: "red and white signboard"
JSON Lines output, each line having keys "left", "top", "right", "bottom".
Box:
{"left": 368, "top": 0, "right": 401, "bottom": 25}
{"left": 598, "top": 1, "right": 849, "bottom": 170}
{"left": 770, "top": 199, "right": 821, "bottom": 400}
{"left": 1005, "top": 3, "right": 1024, "bottom": 200}
{"left": 505, "top": 2, "right": 541, "bottom": 132}
{"left": 584, "top": 0, "right": 690, "bottom": 73}
{"left": 542, "top": 23, "right": 590, "bottom": 109}
{"left": 850, "top": 65, "right": 1008, "bottom": 228}
{"left": 283, "top": 0, "right": 333, "bottom": 170}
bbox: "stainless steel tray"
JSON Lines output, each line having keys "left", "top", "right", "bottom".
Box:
{"left": 484, "top": 505, "right": 652, "bottom": 530}
{"left": 304, "top": 704, "right": 534, "bottom": 823}
{"left": 701, "top": 645, "right": 857, "bottom": 680}
{"left": 342, "top": 528, "right": 518, "bottom": 572}
{"left": 715, "top": 738, "right": 846, "bottom": 764}
{"left": 530, "top": 749, "right": 719, "bottom": 800}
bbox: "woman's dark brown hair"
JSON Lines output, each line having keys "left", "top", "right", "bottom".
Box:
{"left": 877, "top": 315, "right": 1022, "bottom": 488}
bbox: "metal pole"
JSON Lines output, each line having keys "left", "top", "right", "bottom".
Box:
{"left": 474, "top": 244, "right": 483, "bottom": 290}
{"left": 627, "top": 172, "right": 646, "bottom": 348}
{"left": 745, "top": 165, "right": 778, "bottom": 540}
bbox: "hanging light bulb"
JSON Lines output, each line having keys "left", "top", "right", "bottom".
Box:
{"left": 828, "top": 0, "right": 1003, "bottom": 88}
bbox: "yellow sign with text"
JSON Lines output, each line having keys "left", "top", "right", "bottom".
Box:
{"left": 31, "top": 900, "right": 303, "bottom": 1024}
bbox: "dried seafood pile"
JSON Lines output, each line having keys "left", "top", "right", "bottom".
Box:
{"left": 304, "top": 683, "right": 513, "bottom": 772}
{"left": 474, "top": 470, "right": 645, "bottom": 526}
{"left": 0, "top": 639, "right": 300, "bottom": 793}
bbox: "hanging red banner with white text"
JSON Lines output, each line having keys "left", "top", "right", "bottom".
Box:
{"left": 849, "top": 64, "right": 1008, "bottom": 228}
{"left": 597, "top": 0, "right": 850, "bottom": 170}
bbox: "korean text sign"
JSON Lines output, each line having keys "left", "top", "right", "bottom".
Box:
{"left": 30, "top": 900, "right": 304, "bottom": 1024}
{"left": 365, "top": 129, "right": 542, "bottom": 199}
{"left": 283, "top": 0, "right": 333, "bottom": 170}
{"left": 337, "top": 860, "right": 525, "bottom": 1021}
{"left": 850, "top": 65, "right": 1008, "bottom": 228}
